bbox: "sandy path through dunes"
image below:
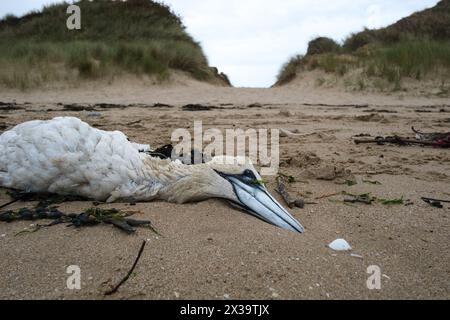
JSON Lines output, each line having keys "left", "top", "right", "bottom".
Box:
{"left": 0, "top": 81, "right": 449, "bottom": 299}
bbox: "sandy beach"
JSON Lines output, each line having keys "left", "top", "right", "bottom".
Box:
{"left": 0, "top": 78, "right": 449, "bottom": 299}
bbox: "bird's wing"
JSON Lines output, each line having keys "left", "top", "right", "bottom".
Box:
{"left": 0, "top": 117, "right": 146, "bottom": 201}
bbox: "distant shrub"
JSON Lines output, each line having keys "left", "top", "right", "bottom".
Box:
{"left": 307, "top": 37, "right": 341, "bottom": 55}
{"left": 3, "top": 14, "right": 17, "bottom": 23}
{"left": 343, "top": 29, "right": 375, "bottom": 51}
{"left": 377, "top": 28, "right": 402, "bottom": 43}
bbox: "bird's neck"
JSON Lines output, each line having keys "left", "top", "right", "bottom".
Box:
{"left": 138, "top": 157, "right": 235, "bottom": 204}
{"left": 138, "top": 157, "right": 209, "bottom": 202}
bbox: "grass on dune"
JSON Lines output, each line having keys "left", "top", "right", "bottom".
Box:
{"left": 276, "top": 0, "right": 450, "bottom": 90}
{"left": 276, "top": 38, "right": 450, "bottom": 89}
{"left": 0, "top": 40, "right": 213, "bottom": 90}
{"left": 367, "top": 40, "right": 450, "bottom": 81}
{"left": 0, "top": 0, "right": 191, "bottom": 42}
{"left": 0, "top": 0, "right": 216, "bottom": 90}
{"left": 277, "top": 55, "right": 304, "bottom": 86}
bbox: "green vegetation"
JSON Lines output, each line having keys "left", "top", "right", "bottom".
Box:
{"left": 0, "top": 0, "right": 222, "bottom": 89}
{"left": 278, "top": 39, "right": 450, "bottom": 87}
{"left": 307, "top": 37, "right": 341, "bottom": 55}
{"left": 377, "top": 197, "right": 404, "bottom": 205}
{"left": 277, "top": 54, "right": 304, "bottom": 85}
{"left": 276, "top": 0, "right": 450, "bottom": 92}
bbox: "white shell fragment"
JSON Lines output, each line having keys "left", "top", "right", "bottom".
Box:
{"left": 328, "top": 239, "right": 352, "bottom": 251}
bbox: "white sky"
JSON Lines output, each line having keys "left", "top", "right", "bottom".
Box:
{"left": 0, "top": 0, "right": 440, "bottom": 87}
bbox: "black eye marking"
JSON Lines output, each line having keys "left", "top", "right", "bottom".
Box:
{"left": 243, "top": 169, "right": 255, "bottom": 178}
{"left": 215, "top": 169, "right": 263, "bottom": 187}
{"left": 242, "top": 169, "right": 264, "bottom": 187}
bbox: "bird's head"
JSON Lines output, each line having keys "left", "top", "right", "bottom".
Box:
{"left": 158, "top": 156, "right": 304, "bottom": 233}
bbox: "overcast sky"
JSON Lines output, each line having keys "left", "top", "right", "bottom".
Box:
{"left": 0, "top": 0, "right": 440, "bottom": 87}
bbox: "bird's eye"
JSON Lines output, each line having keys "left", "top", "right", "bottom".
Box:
{"left": 243, "top": 169, "right": 256, "bottom": 178}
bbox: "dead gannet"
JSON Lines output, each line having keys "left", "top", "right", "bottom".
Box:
{"left": 0, "top": 117, "right": 304, "bottom": 233}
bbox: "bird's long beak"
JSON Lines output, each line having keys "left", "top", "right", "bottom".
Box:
{"left": 217, "top": 171, "right": 304, "bottom": 233}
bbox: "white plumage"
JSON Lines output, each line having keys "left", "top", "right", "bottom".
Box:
{"left": 0, "top": 117, "right": 153, "bottom": 201}
{"left": 0, "top": 116, "right": 305, "bottom": 233}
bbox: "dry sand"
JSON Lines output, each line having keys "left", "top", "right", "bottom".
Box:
{"left": 0, "top": 77, "right": 449, "bottom": 299}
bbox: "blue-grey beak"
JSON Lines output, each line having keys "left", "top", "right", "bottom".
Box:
{"left": 216, "top": 170, "right": 304, "bottom": 233}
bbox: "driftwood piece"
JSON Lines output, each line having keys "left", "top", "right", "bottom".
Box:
{"left": 275, "top": 176, "right": 296, "bottom": 208}
{"left": 355, "top": 138, "right": 435, "bottom": 146}
{"left": 275, "top": 176, "right": 308, "bottom": 208}
{"left": 354, "top": 136, "right": 449, "bottom": 148}
{"left": 421, "top": 197, "right": 450, "bottom": 203}
{"left": 105, "top": 240, "right": 147, "bottom": 296}
{"left": 303, "top": 103, "right": 368, "bottom": 108}
{"left": 421, "top": 197, "right": 450, "bottom": 208}
{"left": 0, "top": 199, "right": 19, "bottom": 210}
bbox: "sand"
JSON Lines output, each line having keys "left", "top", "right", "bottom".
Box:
{"left": 0, "top": 77, "right": 449, "bottom": 299}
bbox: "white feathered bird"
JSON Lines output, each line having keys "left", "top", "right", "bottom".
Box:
{"left": 0, "top": 117, "right": 304, "bottom": 233}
